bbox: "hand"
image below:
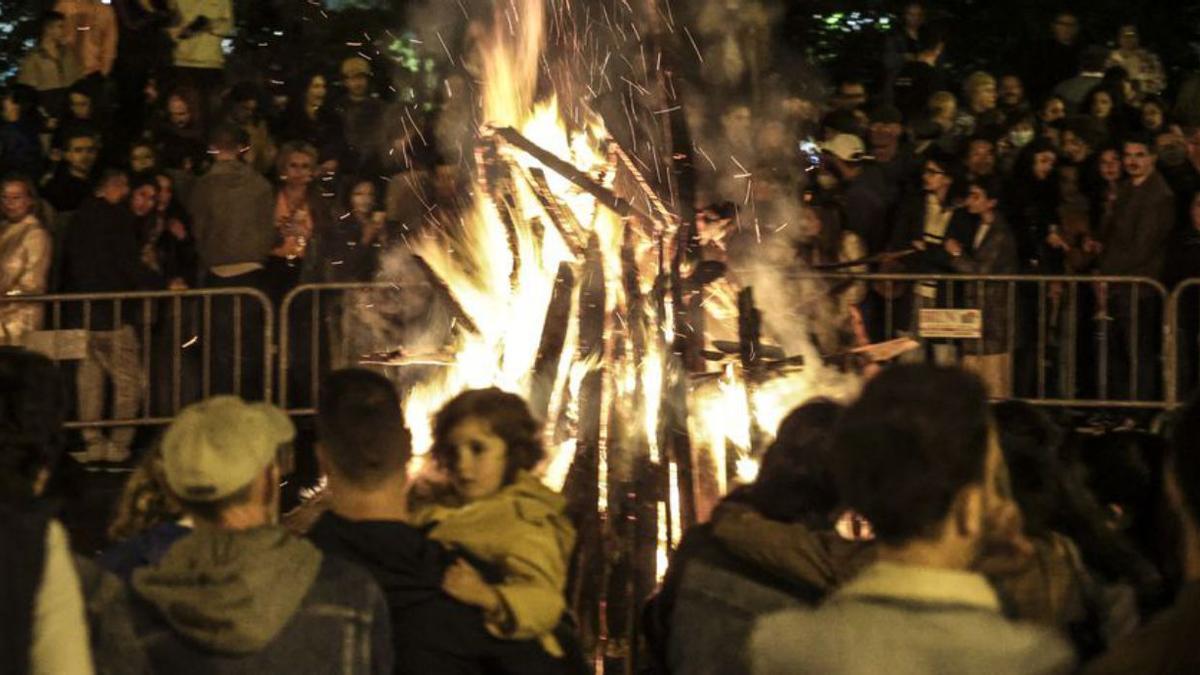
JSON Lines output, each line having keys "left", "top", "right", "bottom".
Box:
{"left": 168, "top": 278, "right": 189, "bottom": 290}
{"left": 1045, "top": 231, "right": 1070, "bottom": 251}
{"left": 911, "top": 240, "right": 927, "bottom": 252}
{"left": 442, "top": 559, "right": 502, "bottom": 612}
{"left": 1082, "top": 238, "right": 1103, "bottom": 255}
{"left": 944, "top": 239, "right": 963, "bottom": 257}
{"left": 167, "top": 218, "right": 188, "bottom": 241}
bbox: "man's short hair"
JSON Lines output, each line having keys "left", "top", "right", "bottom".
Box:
{"left": 832, "top": 365, "right": 991, "bottom": 545}
{"left": 1, "top": 173, "right": 38, "bottom": 201}
{"left": 317, "top": 369, "right": 410, "bottom": 487}
{"left": 970, "top": 174, "right": 1003, "bottom": 202}
{"left": 60, "top": 127, "right": 98, "bottom": 150}
{"left": 208, "top": 124, "right": 248, "bottom": 153}
{"left": 1124, "top": 131, "right": 1157, "bottom": 154}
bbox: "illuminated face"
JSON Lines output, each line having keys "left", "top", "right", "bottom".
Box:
{"left": 350, "top": 181, "right": 375, "bottom": 214}
{"left": 1052, "top": 14, "right": 1079, "bottom": 44}
{"left": 922, "top": 161, "right": 951, "bottom": 194}
{"left": 1142, "top": 103, "right": 1164, "bottom": 131}
{"left": 129, "top": 184, "right": 157, "bottom": 217}
{"left": 98, "top": 174, "right": 130, "bottom": 205}
{"left": 306, "top": 75, "right": 327, "bottom": 108}
{"left": 69, "top": 92, "right": 92, "bottom": 120}
{"left": 965, "top": 185, "right": 995, "bottom": 216}
{"left": 283, "top": 151, "right": 315, "bottom": 186}
{"left": 130, "top": 145, "right": 156, "bottom": 173}
{"left": 344, "top": 71, "right": 369, "bottom": 98}
{"left": 1123, "top": 142, "right": 1155, "bottom": 179}
{"left": 1, "top": 181, "right": 34, "bottom": 222}
{"left": 1032, "top": 151, "right": 1056, "bottom": 181}
{"left": 966, "top": 139, "right": 995, "bottom": 176}
{"left": 444, "top": 416, "right": 508, "bottom": 500}
{"left": 167, "top": 96, "right": 191, "bottom": 128}
{"left": 1098, "top": 149, "right": 1122, "bottom": 182}
{"left": 1091, "top": 91, "right": 1113, "bottom": 119}
{"left": 1064, "top": 131, "right": 1093, "bottom": 164}
{"left": 972, "top": 82, "right": 997, "bottom": 112}
{"left": 999, "top": 76, "right": 1024, "bottom": 107}
{"left": 1, "top": 96, "right": 19, "bottom": 123}
{"left": 1041, "top": 97, "right": 1065, "bottom": 123}
{"left": 65, "top": 136, "right": 99, "bottom": 175}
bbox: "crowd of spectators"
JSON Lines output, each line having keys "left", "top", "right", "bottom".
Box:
{"left": 688, "top": 4, "right": 1200, "bottom": 403}
{"left": 8, "top": 347, "right": 1200, "bottom": 673}
{"left": 9, "top": 4, "right": 1200, "bottom": 672}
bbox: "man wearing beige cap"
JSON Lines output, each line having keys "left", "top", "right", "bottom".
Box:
{"left": 125, "top": 396, "right": 394, "bottom": 673}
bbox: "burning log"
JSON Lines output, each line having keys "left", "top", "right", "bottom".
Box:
{"left": 530, "top": 262, "right": 576, "bottom": 420}
{"left": 524, "top": 168, "right": 589, "bottom": 258}
{"left": 408, "top": 255, "right": 479, "bottom": 335}
{"left": 492, "top": 126, "right": 660, "bottom": 238}
{"left": 565, "top": 235, "right": 607, "bottom": 655}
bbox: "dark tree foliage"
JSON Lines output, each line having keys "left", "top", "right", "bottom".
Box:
{"left": 781, "top": 0, "right": 1200, "bottom": 91}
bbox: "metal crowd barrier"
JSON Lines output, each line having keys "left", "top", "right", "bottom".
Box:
{"left": 278, "top": 281, "right": 428, "bottom": 414}
{"left": 790, "top": 272, "right": 1171, "bottom": 408}
{"left": 281, "top": 275, "right": 1176, "bottom": 415}
{"left": 0, "top": 288, "right": 274, "bottom": 429}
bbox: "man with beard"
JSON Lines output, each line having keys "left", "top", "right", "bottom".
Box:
{"left": 751, "top": 365, "right": 1074, "bottom": 674}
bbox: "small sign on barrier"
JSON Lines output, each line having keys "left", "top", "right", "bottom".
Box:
{"left": 919, "top": 309, "right": 983, "bottom": 339}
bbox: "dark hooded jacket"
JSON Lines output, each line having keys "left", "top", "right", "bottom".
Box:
{"left": 308, "top": 511, "right": 578, "bottom": 675}
{"left": 127, "top": 525, "right": 393, "bottom": 675}
{"left": 645, "top": 501, "right": 874, "bottom": 675}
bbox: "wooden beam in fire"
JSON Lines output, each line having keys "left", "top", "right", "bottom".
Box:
{"left": 491, "top": 126, "right": 661, "bottom": 240}
{"left": 530, "top": 262, "right": 576, "bottom": 422}
{"left": 564, "top": 234, "right": 607, "bottom": 659}
{"left": 524, "top": 167, "right": 588, "bottom": 258}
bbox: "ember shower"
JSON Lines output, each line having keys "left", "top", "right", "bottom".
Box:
{"left": 362, "top": 0, "right": 862, "bottom": 659}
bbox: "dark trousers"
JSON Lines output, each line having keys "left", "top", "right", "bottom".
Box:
{"left": 202, "top": 269, "right": 268, "bottom": 401}
{"left": 1108, "top": 285, "right": 1162, "bottom": 401}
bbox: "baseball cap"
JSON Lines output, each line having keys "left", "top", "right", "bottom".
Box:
{"left": 821, "top": 134, "right": 871, "bottom": 163}
{"left": 341, "top": 56, "right": 371, "bottom": 78}
{"left": 162, "top": 396, "right": 295, "bottom": 502}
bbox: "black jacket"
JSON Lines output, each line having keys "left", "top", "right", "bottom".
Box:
{"left": 60, "top": 197, "right": 163, "bottom": 329}
{"left": 308, "top": 512, "right": 577, "bottom": 675}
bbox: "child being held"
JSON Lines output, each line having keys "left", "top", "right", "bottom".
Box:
{"left": 412, "top": 388, "right": 576, "bottom": 658}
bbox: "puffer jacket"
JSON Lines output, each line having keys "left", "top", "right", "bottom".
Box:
{"left": 0, "top": 215, "right": 51, "bottom": 345}
{"left": 412, "top": 471, "right": 576, "bottom": 657}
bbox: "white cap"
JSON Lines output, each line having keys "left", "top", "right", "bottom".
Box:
{"left": 162, "top": 396, "right": 295, "bottom": 502}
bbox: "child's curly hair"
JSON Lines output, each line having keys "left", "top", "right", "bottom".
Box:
{"left": 107, "top": 445, "right": 183, "bottom": 543}
{"left": 430, "top": 388, "right": 545, "bottom": 485}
